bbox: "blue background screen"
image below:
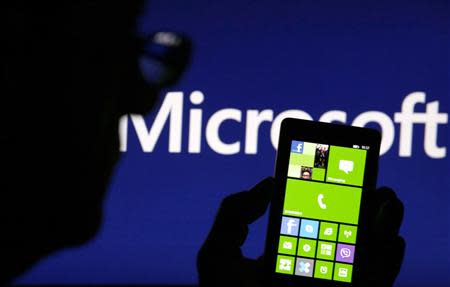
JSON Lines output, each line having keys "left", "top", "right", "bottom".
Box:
{"left": 18, "top": 1, "right": 449, "bottom": 286}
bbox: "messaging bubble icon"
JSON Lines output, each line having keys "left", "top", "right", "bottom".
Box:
{"left": 339, "top": 160, "right": 354, "bottom": 174}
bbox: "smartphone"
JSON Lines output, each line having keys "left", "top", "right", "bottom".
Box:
{"left": 264, "top": 118, "right": 381, "bottom": 286}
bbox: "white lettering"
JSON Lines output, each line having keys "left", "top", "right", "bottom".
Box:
{"left": 394, "top": 92, "right": 426, "bottom": 157}
{"left": 206, "top": 109, "right": 242, "bottom": 155}
{"left": 394, "top": 92, "right": 448, "bottom": 158}
{"left": 119, "top": 91, "right": 448, "bottom": 158}
{"left": 130, "top": 92, "right": 183, "bottom": 153}
{"left": 245, "top": 110, "right": 273, "bottom": 154}
{"left": 423, "top": 101, "right": 448, "bottom": 158}
{"left": 188, "top": 91, "right": 204, "bottom": 153}
{"left": 119, "top": 115, "right": 128, "bottom": 152}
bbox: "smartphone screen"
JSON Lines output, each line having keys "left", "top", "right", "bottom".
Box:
{"left": 275, "top": 140, "right": 367, "bottom": 282}
{"left": 266, "top": 119, "right": 380, "bottom": 286}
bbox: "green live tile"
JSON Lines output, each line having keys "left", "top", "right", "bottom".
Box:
{"left": 278, "top": 236, "right": 297, "bottom": 255}
{"left": 338, "top": 224, "right": 358, "bottom": 244}
{"left": 314, "top": 260, "right": 333, "bottom": 280}
{"left": 319, "top": 222, "right": 338, "bottom": 241}
{"left": 316, "top": 241, "right": 336, "bottom": 261}
{"left": 283, "top": 179, "right": 362, "bottom": 225}
{"left": 312, "top": 168, "right": 325, "bottom": 181}
{"left": 297, "top": 238, "right": 317, "bottom": 258}
{"left": 275, "top": 255, "right": 295, "bottom": 275}
{"left": 326, "top": 146, "right": 366, "bottom": 187}
{"left": 334, "top": 263, "right": 353, "bottom": 283}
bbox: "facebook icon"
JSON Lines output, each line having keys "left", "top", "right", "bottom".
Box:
{"left": 281, "top": 216, "right": 300, "bottom": 236}
{"left": 291, "top": 141, "right": 304, "bottom": 154}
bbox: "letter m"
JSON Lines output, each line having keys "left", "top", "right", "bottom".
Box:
{"left": 130, "top": 92, "right": 183, "bottom": 153}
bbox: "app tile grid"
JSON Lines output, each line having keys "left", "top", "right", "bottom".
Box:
{"left": 276, "top": 216, "right": 357, "bottom": 283}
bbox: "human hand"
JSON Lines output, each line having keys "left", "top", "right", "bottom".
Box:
{"left": 354, "top": 187, "right": 405, "bottom": 286}
{"left": 197, "top": 177, "right": 275, "bottom": 287}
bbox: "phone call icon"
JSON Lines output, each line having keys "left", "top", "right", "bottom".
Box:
{"left": 318, "top": 194, "right": 327, "bottom": 209}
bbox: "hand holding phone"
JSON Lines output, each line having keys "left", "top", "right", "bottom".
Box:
{"left": 197, "top": 119, "right": 405, "bottom": 287}
{"left": 264, "top": 118, "right": 405, "bottom": 286}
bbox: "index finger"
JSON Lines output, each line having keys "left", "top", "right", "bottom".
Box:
{"left": 368, "top": 187, "right": 404, "bottom": 240}
{"left": 204, "top": 177, "right": 275, "bottom": 250}
{"left": 197, "top": 177, "right": 275, "bottom": 285}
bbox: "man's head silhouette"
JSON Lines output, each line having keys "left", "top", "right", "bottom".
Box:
{"left": 0, "top": 2, "right": 190, "bottom": 283}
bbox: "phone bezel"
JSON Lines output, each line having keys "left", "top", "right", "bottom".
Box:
{"left": 264, "top": 118, "right": 381, "bottom": 287}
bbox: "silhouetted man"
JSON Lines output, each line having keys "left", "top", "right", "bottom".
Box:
{"left": 1, "top": 2, "right": 186, "bottom": 283}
